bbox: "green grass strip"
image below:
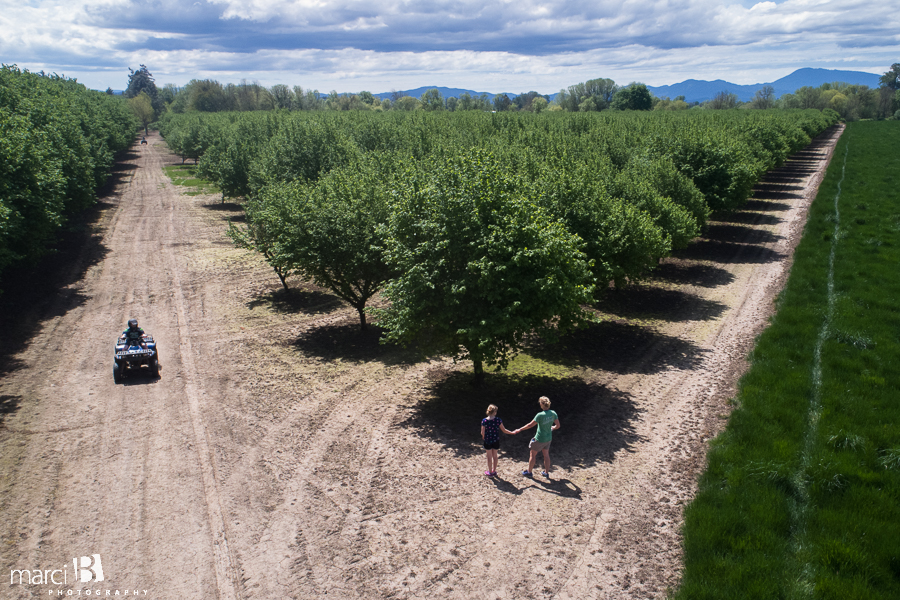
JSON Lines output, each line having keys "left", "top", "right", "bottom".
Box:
{"left": 163, "top": 165, "right": 220, "bottom": 195}
{"left": 676, "top": 121, "right": 900, "bottom": 600}
{"left": 788, "top": 140, "right": 848, "bottom": 597}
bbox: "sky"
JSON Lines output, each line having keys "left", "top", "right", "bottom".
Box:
{"left": 0, "top": 0, "right": 897, "bottom": 95}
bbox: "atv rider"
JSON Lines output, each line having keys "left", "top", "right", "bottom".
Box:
{"left": 120, "top": 318, "right": 148, "bottom": 348}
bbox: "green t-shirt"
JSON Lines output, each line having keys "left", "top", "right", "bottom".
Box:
{"left": 533, "top": 410, "right": 558, "bottom": 443}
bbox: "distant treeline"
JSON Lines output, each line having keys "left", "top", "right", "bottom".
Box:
{"left": 141, "top": 65, "right": 900, "bottom": 123}
{"left": 1, "top": 65, "right": 138, "bottom": 280}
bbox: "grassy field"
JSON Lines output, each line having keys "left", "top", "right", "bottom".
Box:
{"left": 676, "top": 121, "right": 900, "bottom": 599}
{"left": 163, "top": 164, "right": 221, "bottom": 195}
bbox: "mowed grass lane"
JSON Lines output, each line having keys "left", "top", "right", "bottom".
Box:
{"left": 676, "top": 121, "right": 900, "bottom": 600}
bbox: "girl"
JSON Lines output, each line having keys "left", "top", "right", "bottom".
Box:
{"left": 481, "top": 404, "right": 515, "bottom": 477}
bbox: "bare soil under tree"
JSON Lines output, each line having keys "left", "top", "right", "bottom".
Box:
{"left": 0, "top": 125, "right": 843, "bottom": 600}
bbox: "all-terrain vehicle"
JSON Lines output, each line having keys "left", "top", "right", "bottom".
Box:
{"left": 113, "top": 334, "right": 160, "bottom": 382}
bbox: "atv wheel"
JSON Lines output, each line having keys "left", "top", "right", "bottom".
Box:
{"left": 113, "top": 361, "right": 122, "bottom": 383}
{"left": 151, "top": 358, "right": 160, "bottom": 378}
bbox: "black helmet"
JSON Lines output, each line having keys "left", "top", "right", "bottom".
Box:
{"left": 128, "top": 318, "right": 138, "bottom": 329}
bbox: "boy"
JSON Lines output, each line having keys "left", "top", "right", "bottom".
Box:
{"left": 514, "top": 396, "right": 560, "bottom": 479}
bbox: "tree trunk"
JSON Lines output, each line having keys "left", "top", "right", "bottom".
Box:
{"left": 472, "top": 358, "right": 485, "bottom": 386}
{"left": 276, "top": 269, "right": 289, "bottom": 291}
{"left": 356, "top": 305, "right": 367, "bottom": 331}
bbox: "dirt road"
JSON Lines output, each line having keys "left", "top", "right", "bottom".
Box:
{"left": 0, "top": 125, "right": 842, "bottom": 600}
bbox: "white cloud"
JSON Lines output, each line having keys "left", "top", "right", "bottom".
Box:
{"left": 0, "top": 0, "right": 896, "bottom": 91}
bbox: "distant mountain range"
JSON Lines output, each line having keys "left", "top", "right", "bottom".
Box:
{"left": 379, "top": 68, "right": 882, "bottom": 104}
{"left": 372, "top": 86, "right": 515, "bottom": 102}
{"left": 646, "top": 68, "right": 882, "bottom": 103}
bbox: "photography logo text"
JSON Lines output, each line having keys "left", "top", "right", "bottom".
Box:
{"left": 9, "top": 554, "right": 149, "bottom": 596}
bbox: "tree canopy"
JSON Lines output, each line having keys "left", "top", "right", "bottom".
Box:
{"left": 0, "top": 65, "right": 137, "bottom": 281}
{"left": 611, "top": 84, "right": 653, "bottom": 111}
{"left": 880, "top": 63, "right": 900, "bottom": 90}
{"left": 377, "top": 151, "right": 595, "bottom": 380}
{"left": 125, "top": 65, "right": 162, "bottom": 114}
{"left": 556, "top": 78, "right": 618, "bottom": 112}
{"left": 129, "top": 92, "right": 155, "bottom": 134}
{"left": 253, "top": 159, "right": 396, "bottom": 329}
{"left": 420, "top": 88, "right": 444, "bottom": 111}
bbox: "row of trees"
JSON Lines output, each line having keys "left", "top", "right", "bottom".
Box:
{"left": 159, "top": 109, "right": 838, "bottom": 378}
{"left": 125, "top": 62, "right": 900, "bottom": 127}
{"left": 1, "top": 65, "right": 137, "bottom": 280}
{"left": 691, "top": 82, "right": 898, "bottom": 120}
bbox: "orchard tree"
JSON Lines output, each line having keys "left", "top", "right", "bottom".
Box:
{"left": 258, "top": 160, "right": 396, "bottom": 329}
{"left": 227, "top": 194, "right": 297, "bottom": 290}
{"left": 128, "top": 92, "right": 154, "bottom": 134}
{"left": 530, "top": 157, "right": 671, "bottom": 291}
{"left": 377, "top": 151, "right": 595, "bottom": 382}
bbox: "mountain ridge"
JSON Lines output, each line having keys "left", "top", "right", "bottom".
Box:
{"left": 374, "top": 68, "right": 882, "bottom": 104}
{"left": 647, "top": 68, "right": 881, "bottom": 102}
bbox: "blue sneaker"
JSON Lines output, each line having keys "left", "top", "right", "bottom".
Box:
{"left": 522, "top": 470, "right": 532, "bottom": 477}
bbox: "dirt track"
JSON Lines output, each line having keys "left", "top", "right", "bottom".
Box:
{"left": 0, "top": 125, "right": 843, "bottom": 600}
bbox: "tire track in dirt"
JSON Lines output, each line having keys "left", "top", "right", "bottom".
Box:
{"left": 165, "top": 200, "right": 242, "bottom": 600}
{"left": 227, "top": 354, "right": 435, "bottom": 599}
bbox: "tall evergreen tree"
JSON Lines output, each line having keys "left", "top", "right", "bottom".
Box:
{"left": 125, "top": 65, "right": 162, "bottom": 114}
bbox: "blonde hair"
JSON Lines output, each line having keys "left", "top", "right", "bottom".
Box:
{"left": 486, "top": 404, "right": 498, "bottom": 416}
{"left": 539, "top": 396, "right": 551, "bottom": 409}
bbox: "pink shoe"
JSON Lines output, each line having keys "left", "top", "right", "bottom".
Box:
{"left": 484, "top": 470, "right": 492, "bottom": 477}
{"left": 490, "top": 471, "right": 497, "bottom": 477}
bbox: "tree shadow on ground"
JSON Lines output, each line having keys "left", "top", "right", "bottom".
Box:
{"left": 398, "top": 370, "right": 644, "bottom": 469}
{"left": 650, "top": 262, "right": 735, "bottom": 288}
{"left": 531, "top": 320, "right": 706, "bottom": 375}
{"left": 0, "top": 199, "right": 109, "bottom": 377}
{"left": 201, "top": 201, "right": 244, "bottom": 220}
{"left": 672, "top": 240, "right": 785, "bottom": 264}
{"left": 718, "top": 211, "right": 782, "bottom": 226}
{"left": 740, "top": 200, "right": 793, "bottom": 213}
{"left": 292, "top": 319, "right": 419, "bottom": 366}
{"left": 598, "top": 286, "right": 727, "bottom": 323}
{"left": 98, "top": 163, "right": 138, "bottom": 195}
{"left": 0, "top": 395, "right": 23, "bottom": 428}
{"left": 246, "top": 286, "right": 343, "bottom": 315}
{"left": 766, "top": 165, "right": 819, "bottom": 179}
{"left": 703, "top": 224, "right": 782, "bottom": 245}
{"left": 751, "top": 183, "right": 804, "bottom": 202}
